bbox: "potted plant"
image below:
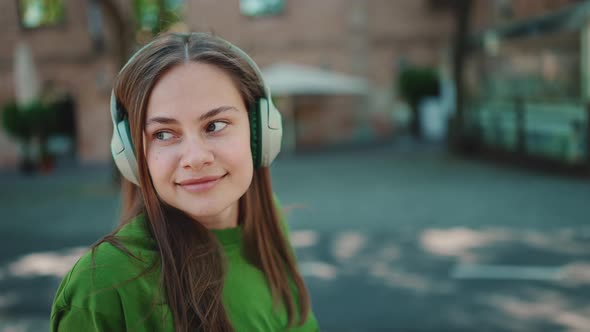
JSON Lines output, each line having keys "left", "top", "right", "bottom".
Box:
{"left": 2, "top": 100, "right": 59, "bottom": 173}
{"left": 26, "top": 100, "right": 58, "bottom": 172}
{"left": 1, "top": 101, "right": 35, "bottom": 173}
{"left": 398, "top": 66, "right": 441, "bottom": 139}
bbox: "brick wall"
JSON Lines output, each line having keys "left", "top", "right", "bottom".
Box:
{"left": 0, "top": 0, "right": 131, "bottom": 168}
{"left": 0, "top": 0, "right": 459, "bottom": 168}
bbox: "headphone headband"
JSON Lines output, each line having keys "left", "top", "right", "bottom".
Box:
{"left": 116, "top": 33, "right": 275, "bottom": 105}
{"left": 110, "top": 32, "right": 282, "bottom": 185}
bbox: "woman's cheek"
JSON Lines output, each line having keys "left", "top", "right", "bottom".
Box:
{"left": 148, "top": 146, "right": 175, "bottom": 174}
{"left": 222, "top": 137, "right": 251, "bottom": 164}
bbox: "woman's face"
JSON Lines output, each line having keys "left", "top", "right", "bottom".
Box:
{"left": 144, "top": 62, "right": 253, "bottom": 229}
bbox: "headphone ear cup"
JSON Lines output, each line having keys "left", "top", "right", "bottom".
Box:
{"left": 256, "top": 97, "right": 282, "bottom": 167}
{"left": 110, "top": 92, "right": 140, "bottom": 184}
{"left": 249, "top": 100, "right": 262, "bottom": 168}
{"left": 111, "top": 118, "right": 140, "bottom": 185}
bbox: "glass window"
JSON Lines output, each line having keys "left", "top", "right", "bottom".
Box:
{"left": 87, "top": 0, "right": 104, "bottom": 52}
{"left": 18, "top": 0, "right": 66, "bottom": 29}
{"left": 240, "top": 0, "right": 284, "bottom": 17}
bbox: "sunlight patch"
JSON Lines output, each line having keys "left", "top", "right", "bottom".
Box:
{"left": 290, "top": 230, "right": 319, "bottom": 248}
{"left": 486, "top": 293, "right": 590, "bottom": 331}
{"left": 370, "top": 261, "right": 454, "bottom": 294}
{"left": 561, "top": 262, "right": 590, "bottom": 286}
{"left": 7, "top": 247, "right": 87, "bottom": 278}
{"left": 332, "top": 232, "right": 366, "bottom": 261}
{"left": 299, "top": 261, "right": 338, "bottom": 280}
{"left": 420, "top": 227, "right": 510, "bottom": 261}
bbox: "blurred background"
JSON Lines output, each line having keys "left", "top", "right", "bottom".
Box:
{"left": 1, "top": 0, "right": 590, "bottom": 331}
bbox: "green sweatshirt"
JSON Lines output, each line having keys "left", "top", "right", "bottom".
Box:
{"left": 50, "top": 214, "right": 319, "bottom": 331}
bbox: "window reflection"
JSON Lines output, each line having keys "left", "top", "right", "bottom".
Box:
{"left": 240, "top": 0, "right": 284, "bottom": 17}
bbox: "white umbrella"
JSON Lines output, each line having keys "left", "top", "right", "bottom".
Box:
{"left": 261, "top": 63, "right": 370, "bottom": 154}
{"left": 262, "top": 62, "right": 370, "bottom": 96}
{"left": 12, "top": 41, "right": 42, "bottom": 166}
{"left": 14, "top": 41, "right": 41, "bottom": 106}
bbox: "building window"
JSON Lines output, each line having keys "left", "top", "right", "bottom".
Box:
{"left": 240, "top": 0, "right": 284, "bottom": 17}
{"left": 17, "top": 0, "right": 66, "bottom": 29}
{"left": 87, "top": 0, "right": 104, "bottom": 53}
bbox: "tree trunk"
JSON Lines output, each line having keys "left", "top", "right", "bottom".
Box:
{"left": 451, "top": 0, "right": 473, "bottom": 151}
{"left": 410, "top": 102, "right": 421, "bottom": 139}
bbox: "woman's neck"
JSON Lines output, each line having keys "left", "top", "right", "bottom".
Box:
{"left": 191, "top": 201, "right": 239, "bottom": 230}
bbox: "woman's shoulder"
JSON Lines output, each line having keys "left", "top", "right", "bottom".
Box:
{"left": 71, "top": 215, "right": 157, "bottom": 282}
{"left": 68, "top": 236, "right": 157, "bottom": 289}
{"left": 51, "top": 215, "right": 160, "bottom": 320}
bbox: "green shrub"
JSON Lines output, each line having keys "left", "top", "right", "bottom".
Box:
{"left": 398, "top": 67, "right": 440, "bottom": 106}
{"left": 2, "top": 101, "right": 33, "bottom": 141}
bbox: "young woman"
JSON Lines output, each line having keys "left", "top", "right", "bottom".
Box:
{"left": 50, "top": 32, "right": 319, "bottom": 332}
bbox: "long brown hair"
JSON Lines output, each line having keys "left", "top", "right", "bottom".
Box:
{"left": 101, "top": 33, "right": 310, "bottom": 331}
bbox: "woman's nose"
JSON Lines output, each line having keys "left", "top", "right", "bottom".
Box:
{"left": 180, "top": 136, "right": 214, "bottom": 171}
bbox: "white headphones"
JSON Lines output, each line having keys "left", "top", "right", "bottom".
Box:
{"left": 110, "top": 33, "right": 283, "bottom": 185}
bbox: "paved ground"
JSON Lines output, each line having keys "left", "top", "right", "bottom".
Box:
{"left": 0, "top": 141, "right": 589, "bottom": 331}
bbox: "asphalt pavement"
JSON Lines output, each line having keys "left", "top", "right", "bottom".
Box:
{"left": 0, "top": 140, "right": 589, "bottom": 332}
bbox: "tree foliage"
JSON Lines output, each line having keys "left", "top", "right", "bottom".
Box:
{"left": 398, "top": 67, "right": 441, "bottom": 107}
{"left": 19, "top": 0, "right": 65, "bottom": 28}
{"left": 133, "top": 0, "right": 184, "bottom": 35}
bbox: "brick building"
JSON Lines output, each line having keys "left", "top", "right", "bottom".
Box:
{"left": 463, "top": 0, "right": 590, "bottom": 167}
{"left": 0, "top": 0, "right": 459, "bottom": 169}
{"left": 0, "top": 0, "right": 133, "bottom": 168}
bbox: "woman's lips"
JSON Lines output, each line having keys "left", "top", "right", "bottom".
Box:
{"left": 177, "top": 174, "right": 226, "bottom": 193}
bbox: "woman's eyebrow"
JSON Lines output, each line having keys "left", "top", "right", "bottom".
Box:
{"left": 198, "top": 106, "right": 238, "bottom": 121}
{"left": 145, "top": 116, "right": 178, "bottom": 127}
{"left": 145, "top": 106, "right": 237, "bottom": 127}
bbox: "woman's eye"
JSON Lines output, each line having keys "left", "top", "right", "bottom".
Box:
{"left": 154, "top": 131, "right": 174, "bottom": 141}
{"left": 206, "top": 121, "right": 228, "bottom": 133}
